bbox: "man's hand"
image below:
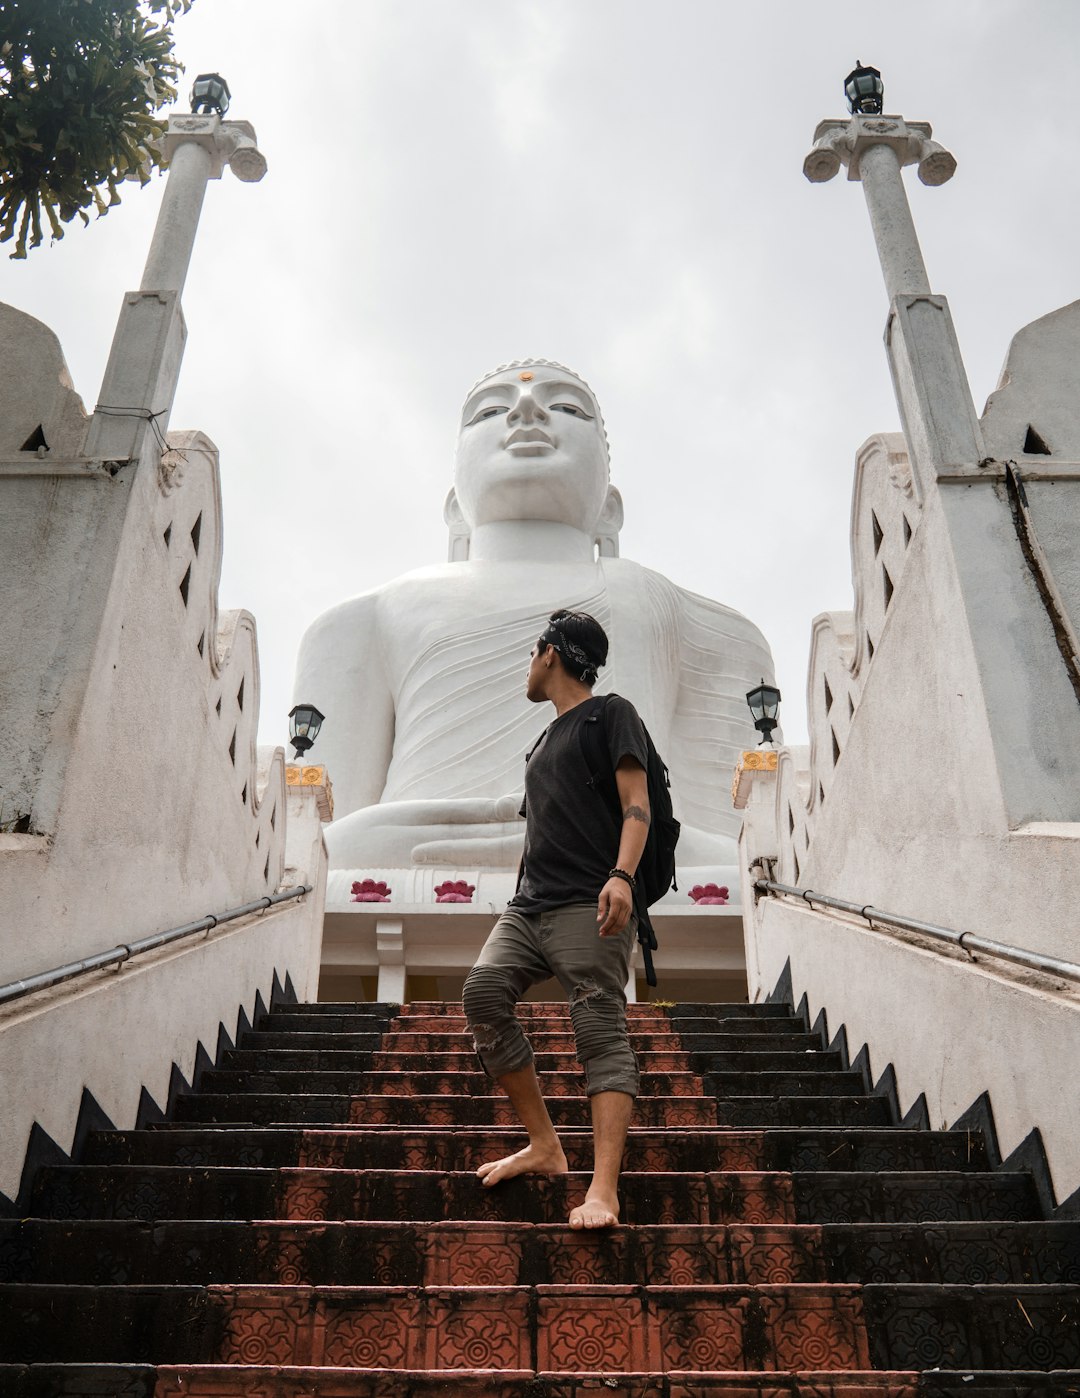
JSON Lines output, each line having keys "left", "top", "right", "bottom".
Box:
{"left": 597, "top": 876, "right": 634, "bottom": 937}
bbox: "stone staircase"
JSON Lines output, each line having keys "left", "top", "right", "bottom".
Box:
{"left": 2, "top": 998, "right": 1079, "bottom": 1395}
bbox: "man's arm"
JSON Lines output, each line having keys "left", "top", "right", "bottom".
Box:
{"left": 596, "top": 756, "right": 650, "bottom": 937}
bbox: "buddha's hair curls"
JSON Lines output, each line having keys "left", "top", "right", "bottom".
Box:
{"left": 463, "top": 358, "right": 610, "bottom": 471}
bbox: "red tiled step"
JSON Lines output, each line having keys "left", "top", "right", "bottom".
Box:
{"left": 5, "top": 1218, "right": 1080, "bottom": 1290}
{"left": 380, "top": 1031, "right": 684, "bottom": 1053}
{"left": 197, "top": 1071, "right": 706, "bottom": 1098}
{"left": 390, "top": 1014, "right": 674, "bottom": 1035}
{"left": 367, "top": 1051, "right": 694, "bottom": 1072}
{"left": 0, "top": 1281, "right": 872, "bottom": 1371}
{"left": 399, "top": 1000, "right": 678, "bottom": 1018}
{"left": 84, "top": 1125, "right": 993, "bottom": 1175}
{"left": 171, "top": 1094, "right": 721, "bottom": 1128}
{"left": 8, "top": 1367, "right": 1078, "bottom": 1397}
{"left": 32, "top": 1165, "right": 1039, "bottom": 1227}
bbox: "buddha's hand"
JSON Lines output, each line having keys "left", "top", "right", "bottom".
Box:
{"left": 492, "top": 792, "right": 525, "bottom": 822}
{"left": 410, "top": 793, "right": 526, "bottom": 867}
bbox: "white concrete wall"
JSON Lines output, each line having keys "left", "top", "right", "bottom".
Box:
{"left": 745, "top": 892, "right": 1080, "bottom": 1204}
{"left": 0, "top": 886, "right": 322, "bottom": 1203}
{"left": 739, "top": 293, "right": 1080, "bottom": 1208}
{"left": 0, "top": 302, "right": 292, "bottom": 979}
{"left": 0, "top": 298, "right": 328, "bottom": 1201}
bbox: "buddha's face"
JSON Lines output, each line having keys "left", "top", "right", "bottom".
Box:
{"left": 454, "top": 366, "right": 609, "bottom": 531}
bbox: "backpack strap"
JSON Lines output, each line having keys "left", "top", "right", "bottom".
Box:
{"left": 580, "top": 693, "right": 659, "bottom": 986}
{"left": 580, "top": 694, "right": 620, "bottom": 821}
{"left": 515, "top": 726, "right": 550, "bottom": 897}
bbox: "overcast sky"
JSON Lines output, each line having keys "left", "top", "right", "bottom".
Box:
{"left": 7, "top": 1, "right": 1080, "bottom": 749}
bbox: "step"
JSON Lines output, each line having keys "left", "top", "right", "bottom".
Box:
{"left": 0, "top": 1281, "right": 872, "bottom": 1369}
{"left": 220, "top": 1048, "right": 697, "bottom": 1073}
{"left": 28, "top": 1166, "right": 796, "bottom": 1225}
{"left": 398, "top": 999, "right": 679, "bottom": 1016}
{"left": 390, "top": 1014, "right": 674, "bottom": 1035}
{"left": 81, "top": 1126, "right": 992, "bottom": 1175}
{"left": 712, "top": 1096, "right": 893, "bottom": 1128}
{"left": 677, "top": 1032, "right": 824, "bottom": 1052}
{"left": 195, "top": 1069, "right": 707, "bottom": 1098}
{"left": 4, "top": 1219, "right": 1078, "bottom": 1288}
{"left": 28, "top": 1166, "right": 1039, "bottom": 1226}
{"left": 267, "top": 1003, "right": 400, "bottom": 1015}
{"left": 237, "top": 1031, "right": 385, "bottom": 1052}
{"left": 379, "top": 1031, "right": 684, "bottom": 1053}
{"left": 704, "top": 1071, "right": 868, "bottom": 1097}
{"left": 170, "top": 1094, "right": 721, "bottom": 1127}
{"left": 5, "top": 1281, "right": 1079, "bottom": 1372}
{"left": 3, "top": 1366, "right": 1079, "bottom": 1398}
{"left": 255, "top": 1014, "right": 403, "bottom": 1035}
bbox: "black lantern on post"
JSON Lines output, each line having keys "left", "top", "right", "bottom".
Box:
{"left": 289, "top": 704, "right": 325, "bottom": 760}
{"left": 844, "top": 61, "right": 884, "bottom": 116}
{"left": 190, "top": 73, "right": 231, "bottom": 116}
{"left": 746, "top": 680, "right": 782, "bottom": 747}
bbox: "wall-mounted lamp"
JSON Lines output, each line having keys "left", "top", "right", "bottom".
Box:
{"left": 190, "top": 73, "right": 231, "bottom": 116}
{"left": 746, "top": 681, "right": 782, "bottom": 747}
{"left": 289, "top": 703, "right": 325, "bottom": 760}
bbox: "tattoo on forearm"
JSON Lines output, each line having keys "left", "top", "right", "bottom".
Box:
{"left": 622, "top": 804, "right": 651, "bottom": 826}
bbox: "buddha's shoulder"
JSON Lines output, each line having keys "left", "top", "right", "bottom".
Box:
{"left": 300, "top": 562, "right": 524, "bottom": 635}
{"left": 601, "top": 558, "right": 772, "bottom": 652}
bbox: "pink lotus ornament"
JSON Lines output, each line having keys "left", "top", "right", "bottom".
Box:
{"left": 689, "top": 883, "right": 729, "bottom": 906}
{"left": 435, "top": 880, "right": 475, "bottom": 904}
{"left": 351, "top": 878, "right": 391, "bottom": 903}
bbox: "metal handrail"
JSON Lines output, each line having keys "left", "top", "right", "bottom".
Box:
{"left": 754, "top": 878, "right": 1080, "bottom": 986}
{"left": 0, "top": 884, "right": 313, "bottom": 1008}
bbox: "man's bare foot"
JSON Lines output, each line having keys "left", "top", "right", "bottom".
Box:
{"left": 568, "top": 1192, "right": 620, "bottom": 1229}
{"left": 476, "top": 1138, "right": 568, "bottom": 1187}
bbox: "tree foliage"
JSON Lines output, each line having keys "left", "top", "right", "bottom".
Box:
{"left": 0, "top": 0, "right": 192, "bottom": 258}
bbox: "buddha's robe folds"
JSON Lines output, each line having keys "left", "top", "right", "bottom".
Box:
{"left": 294, "top": 557, "right": 772, "bottom": 870}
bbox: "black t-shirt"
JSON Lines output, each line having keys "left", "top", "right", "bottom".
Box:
{"left": 511, "top": 693, "right": 649, "bottom": 913}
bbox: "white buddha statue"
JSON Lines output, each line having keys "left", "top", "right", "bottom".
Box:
{"left": 293, "top": 360, "right": 775, "bottom": 874}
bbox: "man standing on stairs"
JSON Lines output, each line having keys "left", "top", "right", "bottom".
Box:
{"left": 462, "top": 609, "right": 650, "bottom": 1229}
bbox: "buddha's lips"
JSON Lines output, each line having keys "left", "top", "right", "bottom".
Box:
{"left": 504, "top": 427, "right": 554, "bottom": 449}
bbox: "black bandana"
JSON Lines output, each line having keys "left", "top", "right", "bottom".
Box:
{"left": 540, "top": 627, "right": 600, "bottom": 684}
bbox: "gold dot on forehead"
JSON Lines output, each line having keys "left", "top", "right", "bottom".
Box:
{"left": 518, "top": 371, "right": 534, "bottom": 382}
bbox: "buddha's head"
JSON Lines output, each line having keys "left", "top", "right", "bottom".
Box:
{"left": 445, "top": 360, "right": 623, "bottom": 559}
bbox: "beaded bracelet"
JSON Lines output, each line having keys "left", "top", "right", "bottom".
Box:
{"left": 608, "top": 867, "right": 637, "bottom": 890}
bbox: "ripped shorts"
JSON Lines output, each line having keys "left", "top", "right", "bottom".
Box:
{"left": 461, "top": 902, "right": 639, "bottom": 1099}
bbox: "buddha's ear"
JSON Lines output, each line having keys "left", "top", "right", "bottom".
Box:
{"left": 596, "top": 485, "right": 623, "bottom": 558}
{"left": 444, "top": 487, "right": 470, "bottom": 562}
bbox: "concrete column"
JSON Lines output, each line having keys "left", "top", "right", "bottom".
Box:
{"left": 140, "top": 140, "right": 214, "bottom": 297}
{"left": 375, "top": 918, "right": 406, "bottom": 1003}
{"left": 858, "top": 142, "right": 932, "bottom": 303}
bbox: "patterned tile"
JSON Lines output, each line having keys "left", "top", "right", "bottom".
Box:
{"left": 637, "top": 1226, "right": 730, "bottom": 1285}
{"left": 426, "top": 1227, "right": 522, "bottom": 1285}
{"left": 422, "top": 1286, "right": 531, "bottom": 1369}
{"left": 729, "top": 1225, "right": 826, "bottom": 1284}
{"left": 316, "top": 1288, "right": 420, "bottom": 1368}
{"left": 214, "top": 1287, "right": 312, "bottom": 1365}
{"left": 760, "top": 1285, "right": 870, "bottom": 1370}
{"left": 652, "top": 1288, "right": 751, "bottom": 1371}
{"left": 708, "top": 1173, "right": 796, "bottom": 1225}
{"left": 536, "top": 1286, "right": 649, "bottom": 1372}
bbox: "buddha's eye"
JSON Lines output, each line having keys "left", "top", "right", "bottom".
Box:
{"left": 468, "top": 404, "right": 508, "bottom": 425}
{"left": 551, "top": 403, "right": 592, "bottom": 419}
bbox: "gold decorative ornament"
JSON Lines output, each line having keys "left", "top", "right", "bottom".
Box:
{"left": 518, "top": 371, "right": 534, "bottom": 382}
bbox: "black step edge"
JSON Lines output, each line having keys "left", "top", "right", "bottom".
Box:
{"left": 769, "top": 957, "right": 1077, "bottom": 1221}
{"left": 0, "top": 968, "right": 303, "bottom": 1220}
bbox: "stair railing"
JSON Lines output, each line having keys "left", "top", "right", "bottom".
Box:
{"left": 0, "top": 884, "right": 313, "bottom": 1009}
{"left": 754, "top": 877, "right": 1080, "bottom": 986}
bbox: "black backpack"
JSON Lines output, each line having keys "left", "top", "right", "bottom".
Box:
{"left": 579, "top": 694, "right": 680, "bottom": 986}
